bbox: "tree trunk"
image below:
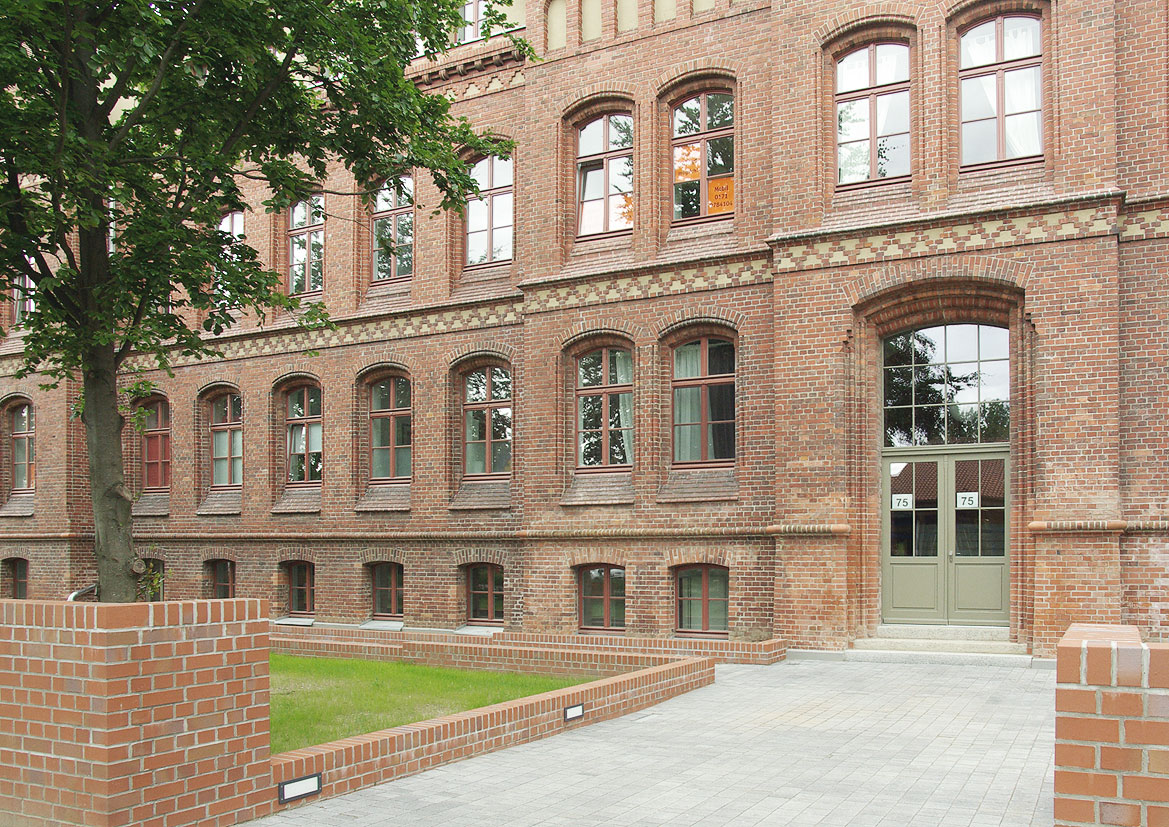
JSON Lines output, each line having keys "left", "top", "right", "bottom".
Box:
{"left": 82, "top": 341, "right": 136, "bottom": 602}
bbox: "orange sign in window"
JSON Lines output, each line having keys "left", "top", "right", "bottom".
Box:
{"left": 708, "top": 177, "right": 733, "bottom": 214}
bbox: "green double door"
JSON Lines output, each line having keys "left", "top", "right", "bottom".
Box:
{"left": 881, "top": 449, "right": 1009, "bottom": 625}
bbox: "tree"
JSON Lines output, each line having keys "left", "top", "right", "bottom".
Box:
{"left": 0, "top": 0, "right": 525, "bottom": 601}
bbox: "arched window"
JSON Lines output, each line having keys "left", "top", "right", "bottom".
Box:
{"left": 959, "top": 15, "right": 1042, "bottom": 166}
{"left": 11, "top": 403, "right": 34, "bottom": 491}
{"left": 882, "top": 323, "right": 1010, "bottom": 446}
{"left": 577, "top": 114, "right": 633, "bottom": 236}
{"left": 207, "top": 559, "right": 235, "bottom": 598}
{"left": 371, "top": 562, "right": 404, "bottom": 618}
{"left": 142, "top": 399, "right": 170, "bottom": 491}
{"left": 211, "top": 393, "right": 243, "bottom": 487}
{"left": 286, "top": 386, "right": 323, "bottom": 483}
{"left": 675, "top": 564, "right": 728, "bottom": 633}
{"left": 835, "top": 43, "right": 910, "bottom": 184}
{"left": 466, "top": 563, "right": 504, "bottom": 623}
{"left": 372, "top": 177, "right": 414, "bottom": 282}
{"left": 579, "top": 564, "right": 625, "bottom": 630}
{"left": 467, "top": 157, "right": 513, "bottom": 266}
{"left": 576, "top": 347, "right": 633, "bottom": 467}
{"left": 285, "top": 561, "right": 315, "bottom": 614}
{"left": 370, "top": 377, "right": 412, "bottom": 480}
{"left": 3, "top": 557, "right": 28, "bottom": 599}
{"left": 463, "top": 365, "right": 512, "bottom": 476}
{"left": 139, "top": 558, "right": 164, "bottom": 602}
{"left": 219, "top": 210, "right": 244, "bottom": 240}
{"left": 671, "top": 336, "right": 735, "bottom": 464}
{"left": 288, "top": 195, "right": 324, "bottom": 294}
{"left": 672, "top": 92, "right": 734, "bottom": 219}
{"left": 11, "top": 267, "right": 35, "bottom": 325}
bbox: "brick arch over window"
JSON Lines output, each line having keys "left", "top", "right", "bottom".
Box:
{"left": 198, "top": 547, "right": 238, "bottom": 563}
{"left": 815, "top": 6, "right": 917, "bottom": 45}
{"left": 653, "top": 63, "right": 736, "bottom": 96}
{"left": 355, "top": 360, "right": 413, "bottom": 385}
{"left": 560, "top": 87, "right": 636, "bottom": 121}
{"left": 946, "top": 0, "right": 1047, "bottom": 23}
{"left": 356, "top": 548, "right": 408, "bottom": 566}
{"left": 138, "top": 548, "right": 171, "bottom": 563}
{"left": 656, "top": 309, "right": 744, "bottom": 339}
{"left": 446, "top": 342, "right": 517, "bottom": 370}
{"left": 560, "top": 320, "right": 646, "bottom": 349}
{"left": 276, "top": 547, "right": 319, "bottom": 564}
{"left": 663, "top": 548, "right": 731, "bottom": 569}
{"left": 565, "top": 547, "right": 627, "bottom": 568}
{"left": 451, "top": 547, "right": 512, "bottom": 568}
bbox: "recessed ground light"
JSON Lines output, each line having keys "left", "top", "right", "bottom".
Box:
{"left": 278, "top": 773, "right": 322, "bottom": 804}
{"left": 564, "top": 703, "right": 584, "bottom": 721}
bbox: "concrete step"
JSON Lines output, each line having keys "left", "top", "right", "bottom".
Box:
{"left": 843, "top": 648, "right": 1038, "bottom": 668}
{"left": 874, "top": 624, "right": 1010, "bottom": 641}
{"left": 852, "top": 637, "right": 1027, "bottom": 655}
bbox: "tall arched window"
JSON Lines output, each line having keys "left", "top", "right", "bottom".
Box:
{"left": 579, "top": 564, "right": 625, "bottom": 630}
{"left": 671, "top": 336, "right": 735, "bottom": 464}
{"left": 463, "top": 365, "right": 512, "bottom": 476}
{"left": 372, "top": 177, "right": 414, "bottom": 282}
{"left": 288, "top": 195, "right": 324, "bottom": 294}
{"left": 883, "top": 324, "right": 1010, "bottom": 446}
{"left": 466, "top": 563, "right": 504, "bottom": 623}
{"left": 3, "top": 557, "right": 28, "bottom": 599}
{"left": 10, "top": 403, "right": 34, "bottom": 492}
{"left": 676, "top": 564, "right": 728, "bottom": 633}
{"left": 286, "top": 386, "right": 323, "bottom": 483}
{"left": 577, "top": 114, "right": 633, "bottom": 236}
{"left": 576, "top": 347, "right": 633, "bottom": 467}
{"left": 371, "top": 562, "right": 404, "bottom": 618}
{"left": 672, "top": 92, "right": 734, "bottom": 220}
{"left": 370, "top": 377, "right": 412, "bottom": 480}
{"left": 207, "top": 559, "right": 235, "bottom": 598}
{"left": 467, "top": 157, "right": 513, "bottom": 266}
{"left": 959, "top": 15, "right": 1042, "bottom": 165}
{"left": 142, "top": 399, "right": 170, "bottom": 490}
{"left": 835, "top": 43, "right": 910, "bottom": 184}
{"left": 211, "top": 393, "right": 243, "bottom": 487}
{"left": 285, "top": 561, "right": 314, "bottom": 614}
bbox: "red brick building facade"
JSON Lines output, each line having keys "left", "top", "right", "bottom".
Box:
{"left": 2, "top": 0, "right": 1166, "bottom": 656}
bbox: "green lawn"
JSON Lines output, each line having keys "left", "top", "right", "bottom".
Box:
{"left": 267, "top": 654, "right": 588, "bottom": 753}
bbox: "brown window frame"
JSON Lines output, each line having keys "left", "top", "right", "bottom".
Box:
{"left": 578, "top": 564, "right": 626, "bottom": 631}
{"left": 465, "top": 157, "right": 513, "bottom": 268}
{"left": 140, "top": 399, "right": 170, "bottom": 492}
{"left": 670, "top": 336, "right": 736, "bottom": 466}
{"left": 671, "top": 91, "right": 735, "bottom": 222}
{"left": 11, "top": 267, "right": 35, "bottom": 326}
{"left": 11, "top": 403, "right": 35, "bottom": 492}
{"left": 462, "top": 365, "right": 513, "bottom": 478}
{"left": 958, "top": 14, "right": 1043, "bottom": 168}
{"left": 575, "top": 347, "right": 633, "bottom": 469}
{"left": 458, "top": 0, "right": 487, "bottom": 43}
{"left": 576, "top": 113, "right": 634, "bottom": 238}
{"left": 208, "top": 559, "right": 236, "bottom": 599}
{"left": 371, "top": 177, "right": 414, "bottom": 284}
{"left": 370, "top": 377, "right": 412, "bottom": 481}
{"left": 286, "top": 385, "right": 323, "bottom": 485}
{"left": 4, "top": 557, "right": 28, "bottom": 599}
{"left": 210, "top": 393, "right": 243, "bottom": 489}
{"left": 371, "top": 562, "right": 404, "bottom": 619}
{"left": 466, "top": 563, "right": 504, "bottom": 624}
{"left": 286, "top": 561, "right": 315, "bottom": 615}
{"left": 675, "top": 564, "right": 729, "bottom": 635}
{"left": 288, "top": 195, "right": 324, "bottom": 295}
{"left": 834, "top": 42, "right": 911, "bottom": 186}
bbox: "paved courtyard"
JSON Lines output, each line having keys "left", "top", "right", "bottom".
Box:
{"left": 249, "top": 659, "right": 1055, "bottom": 826}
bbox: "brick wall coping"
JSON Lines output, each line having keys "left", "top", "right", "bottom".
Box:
{"left": 0, "top": 596, "right": 268, "bottom": 628}
{"left": 269, "top": 655, "right": 715, "bottom": 811}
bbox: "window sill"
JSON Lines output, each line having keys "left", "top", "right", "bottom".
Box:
{"left": 272, "top": 486, "right": 322, "bottom": 514}
{"left": 562, "top": 471, "right": 634, "bottom": 506}
{"left": 0, "top": 493, "right": 34, "bottom": 518}
{"left": 461, "top": 260, "right": 512, "bottom": 281}
{"left": 360, "top": 618, "right": 404, "bottom": 631}
{"left": 667, "top": 214, "right": 733, "bottom": 243}
{"left": 674, "top": 630, "right": 729, "bottom": 639}
{"left": 449, "top": 478, "right": 511, "bottom": 510}
{"left": 572, "top": 231, "right": 632, "bottom": 256}
{"left": 274, "top": 615, "right": 315, "bottom": 627}
{"left": 455, "top": 624, "right": 503, "bottom": 636}
{"left": 132, "top": 491, "right": 170, "bottom": 518}
{"left": 578, "top": 628, "right": 626, "bottom": 636}
{"left": 197, "top": 488, "right": 241, "bottom": 516}
{"left": 657, "top": 467, "right": 738, "bottom": 503}
{"left": 355, "top": 483, "right": 410, "bottom": 513}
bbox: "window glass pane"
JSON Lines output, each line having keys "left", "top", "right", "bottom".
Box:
{"left": 578, "top": 351, "right": 602, "bottom": 386}
{"left": 945, "top": 324, "right": 979, "bottom": 363}
{"left": 611, "top": 392, "right": 633, "bottom": 429}
{"left": 836, "top": 48, "right": 868, "bottom": 93}
{"left": 610, "top": 349, "right": 632, "bottom": 384}
{"left": 708, "top": 93, "right": 733, "bottom": 129}
{"left": 579, "top": 395, "right": 602, "bottom": 430}
{"left": 981, "top": 510, "right": 1006, "bottom": 556}
{"left": 372, "top": 448, "right": 392, "bottom": 478}
{"left": 875, "top": 43, "right": 909, "bottom": 85}
{"left": 371, "top": 417, "right": 391, "bottom": 449}
{"left": 394, "top": 416, "right": 412, "bottom": 447}
{"left": 491, "top": 407, "right": 512, "bottom": 441}
{"left": 396, "top": 242, "right": 413, "bottom": 277}
{"left": 465, "top": 409, "right": 486, "bottom": 440}
{"left": 980, "top": 360, "right": 1010, "bottom": 402}
{"left": 397, "top": 212, "right": 414, "bottom": 244}
{"left": 467, "top": 230, "right": 489, "bottom": 264}
{"left": 674, "top": 424, "right": 701, "bottom": 462}
{"left": 708, "top": 340, "right": 734, "bottom": 374}
{"left": 707, "top": 136, "right": 734, "bottom": 176}
{"left": 674, "top": 182, "right": 700, "bottom": 220}
{"left": 291, "top": 200, "right": 308, "bottom": 228}
{"left": 609, "top": 155, "right": 633, "bottom": 193}
{"left": 949, "top": 363, "right": 979, "bottom": 404}
{"left": 394, "top": 378, "right": 411, "bottom": 409}
{"left": 465, "top": 369, "right": 487, "bottom": 403}
{"left": 884, "top": 333, "right": 912, "bottom": 366}
{"left": 490, "top": 367, "right": 512, "bottom": 400}
{"left": 1003, "top": 16, "right": 1041, "bottom": 61}
{"left": 307, "top": 387, "right": 321, "bottom": 416}
{"left": 395, "top": 446, "right": 412, "bottom": 477}
{"left": 371, "top": 381, "right": 392, "bottom": 410}
{"left": 493, "top": 593, "right": 504, "bottom": 618}
{"left": 608, "top": 115, "right": 633, "bottom": 150}
{"left": 610, "top": 428, "right": 632, "bottom": 464}
{"left": 837, "top": 99, "right": 868, "bottom": 142}
{"left": 578, "top": 118, "right": 604, "bottom": 156}
{"left": 914, "top": 364, "right": 946, "bottom": 406}
{"left": 709, "top": 568, "right": 728, "bottom": 598}
{"left": 707, "top": 383, "right": 734, "bottom": 421}
{"left": 471, "top": 593, "right": 488, "bottom": 617}
{"left": 674, "top": 143, "right": 700, "bottom": 182}
{"left": 876, "top": 131, "right": 911, "bottom": 177}
{"left": 916, "top": 510, "right": 939, "bottom": 556}
{"left": 466, "top": 442, "right": 487, "bottom": 474}
{"left": 610, "top": 568, "right": 625, "bottom": 597}
{"left": 956, "top": 509, "right": 980, "bottom": 556}
{"left": 876, "top": 91, "right": 909, "bottom": 137}
{"left": 289, "top": 423, "right": 305, "bottom": 453}
{"left": 914, "top": 461, "right": 938, "bottom": 508}
{"left": 885, "top": 367, "right": 912, "bottom": 407}
{"left": 491, "top": 441, "right": 511, "bottom": 473}
{"left": 307, "top": 422, "right": 322, "bottom": 453}
{"left": 212, "top": 397, "right": 228, "bottom": 423}
{"left": 492, "top": 193, "right": 514, "bottom": 228}
{"left": 231, "top": 456, "right": 243, "bottom": 482}
{"left": 610, "top": 598, "right": 625, "bottom": 627}
{"left": 1004, "top": 67, "right": 1040, "bottom": 114}
{"left": 915, "top": 327, "right": 945, "bottom": 363}
{"left": 961, "top": 75, "right": 998, "bottom": 121}
{"left": 582, "top": 567, "right": 605, "bottom": 596}
{"left": 980, "top": 325, "right": 1009, "bottom": 360}
{"left": 471, "top": 158, "right": 491, "bottom": 188}
{"left": 212, "top": 457, "right": 230, "bottom": 486}
{"left": 678, "top": 568, "right": 703, "bottom": 597}
{"left": 579, "top": 430, "right": 602, "bottom": 465}
{"left": 674, "top": 387, "right": 700, "bottom": 424}
{"left": 961, "top": 20, "right": 997, "bottom": 69}
{"left": 582, "top": 597, "right": 605, "bottom": 627}
{"left": 914, "top": 406, "right": 946, "bottom": 446}
{"left": 467, "top": 198, "right": 489, "bottom": 232}
{"left": 709, "top": 422, "right": 735, "bottom": 459}
{"left": 1004, "top": 112, "right": 1042, "bottom": 158}
{"left": 884, "top": 407, "right": 913, "bottom": 447}
{"left": 980, "top": 401, "right": 1010, "bottom": 442}
{"left": 707, "top": 600, "right": 728, "bottom": 631}
{"left": 493, "top": 156, "right": 513, "bottom": 187}
{"left": 609, "top": 193, "right": 632, "bottom": 231}
{"left": 949, "top": 403, "right": 980, "bottom": 444}
{"left": 838, "top": 140, "right": 870, "bottom": 184}
{"left": 674, "top": 341, "right": 701, "bottom": 378}
{"left": 962, "top": 119, "right": 999, "bottom": 165}
{"left": 673, "top": 98, "right": 701, "bottom": 136}
{"left": 289, "top": 454, "right": 305, "bottom": 481}
{"left": 213, "top": 429, "right": 229, "bottom": 457}
{"left": 471, "top": 565, "right": 488, "bottom": 591}
{"left": 492, "top": 225, "right": 513, "bottom": 261}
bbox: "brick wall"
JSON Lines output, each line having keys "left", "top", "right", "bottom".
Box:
{"left": 0, "top": 599, "right": 272, "bottom": 827}
{"left": 1055, "top": 623, "right": 1169, "bottom": 826}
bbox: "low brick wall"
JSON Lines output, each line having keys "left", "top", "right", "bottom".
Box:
{"left": 1055, "top": 623, "right": 1169, "bottom": 826}
{"left": 270, "top": 655, "right": 715, "bottom": 806}
{"left": 0, "top": 599, "right": 272, "bottom": 827}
